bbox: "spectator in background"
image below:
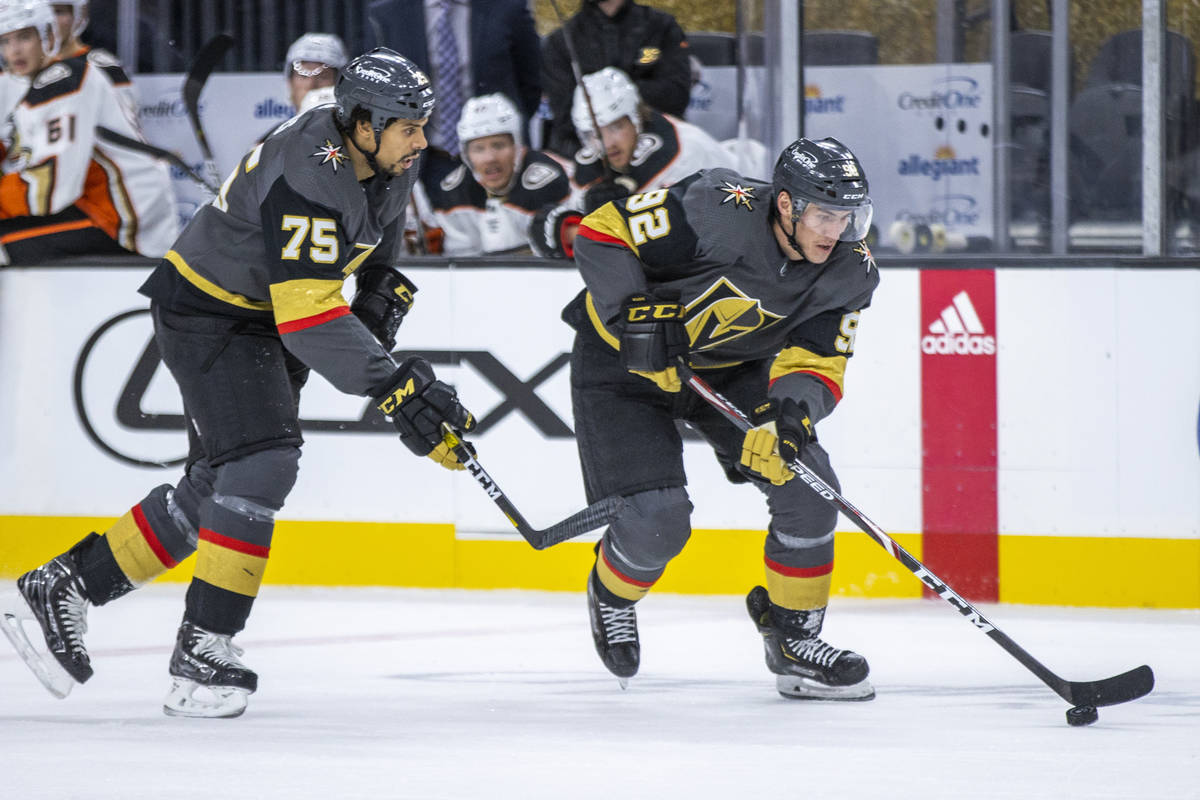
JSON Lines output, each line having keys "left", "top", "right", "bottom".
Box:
{"left": 542, "top": 0, "right": 690, "bottom": 158}
{"left": 365, "top": 0, "right": 542, "bottom": 194}
{"left": 431, "top": 92, "right": 570, "bottom": 256}
{"left": 284, "top": 32, "right": 346, "bottom": 113}
{"left": 0, "top": 0, "right": 177, "bottom": 264}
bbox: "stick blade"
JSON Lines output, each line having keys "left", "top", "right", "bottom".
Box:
{"left": 529, "top": 495, "right": 626, "bottom": 550}
{"left": 1066, "top": 664, "right": 1154, "bottom": 707}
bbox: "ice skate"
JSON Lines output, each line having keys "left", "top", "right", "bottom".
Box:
{"left": 0, "top": 555, "right": 95, "bottom": 698}
{"left": 746, "top": 585, "right": 874, "bottom": 701}
{"left": 163, "top": 621, "right": 258, "bottom": 718}
{"left": 587, "top": 571, "right": 639, "bottom": 687}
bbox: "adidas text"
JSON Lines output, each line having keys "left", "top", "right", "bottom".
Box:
{"left": 921, "top": 332, "right": 995, "bottom": 355}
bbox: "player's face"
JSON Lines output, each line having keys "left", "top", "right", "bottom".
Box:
{"left": 589, "top": 117, "right": 637, "bottom": 170}
{"left": 464, "top": 134, "right": 517, "bottom": 193}
{"left": 793, "top": 202, "right": 853, "bottom": 263}
{"left": 374, "top": 117, "right": 428, "bottom": 177}
{"left": 288, "top": 61, "right": 338, "bottom": 109}
{"left": 0, "top": 27, "right": 48, "bottom": 77}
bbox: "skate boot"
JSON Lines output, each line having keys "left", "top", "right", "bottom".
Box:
{"left": 0, "top": 552, "right": 94, "bottom": 698}
{"left": 163, "top": 621, "right": 258, "bottom": 718}
{"left": 587, "top": 571, "right": 639, "bottom": 687}
{"left": 746, "top": 585, "right": 874, "bottom": 701}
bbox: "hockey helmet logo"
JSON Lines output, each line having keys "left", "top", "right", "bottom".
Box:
{"left": 353, "top": 64, "right": 391, "bottom": 83}
{"left": 796, "top": 151, "right": 818, "bottom": 169}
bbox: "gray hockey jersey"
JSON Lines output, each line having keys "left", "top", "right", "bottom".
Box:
{"left": 567, "top": 167, "right": 880, "bottom": 422}
{"left": 140, "top": 107, "right": 418, "bottom": 397}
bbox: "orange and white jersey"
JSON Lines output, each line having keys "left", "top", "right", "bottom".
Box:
{"left": 568, "top": 109, "right": 739, "bottom": 205}
{"left": 0, "top": 53, "right": 177, "bottom": 256}
{"left": 68, "top": 45, "right": 139, "bottom": 120}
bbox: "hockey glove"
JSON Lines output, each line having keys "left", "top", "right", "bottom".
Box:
{"left": 583, "top": 178, "right": 633, "bottom": 214}
{"left": 374, "top": 356, "right": 477, "bottom": 471}
{"left": 739, "top": 398, "right": 813, "bottom": 485}
{"left": 619, "top": 293, "right": 688, "bottom": 393}
{"left": 351, "top": 267, "right": 418, "bottom": 352}
{"left": 529, "top": 204, "right": 583, "bottom": 259}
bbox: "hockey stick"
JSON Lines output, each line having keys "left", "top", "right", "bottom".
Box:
{"left": 440, "top": 426, "right": 626, "bottom": 550}
{"left": 676, "top": 360, "right": 1154, "bottom": 709}
{"left": 96, "top": 126, "right": 220, "bottom": 194}
{"left": 546, "top": 0, "right": 634, "bottom": 192}
{"left": 182, "top": 33, "right": 234, "bottom": 193}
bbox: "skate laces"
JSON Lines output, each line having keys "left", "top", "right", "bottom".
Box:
{"left": 55, "top": 579, "right": 90, "bottom": 651}
{"left": 783, "top": 635, "right": 843, "bottom": 668}
{"left": 192, "top": 631, "right": 247, "bottom": 668}
{"left": 598, "top": 602, "right": 638, "bottom": 645}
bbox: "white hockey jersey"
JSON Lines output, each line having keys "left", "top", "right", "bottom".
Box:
{"left": 0, "top": 52, "right": 177, "bottom": 256}
{"left": 568, "top": 109, "right": 740, "bottom": 204}
{"left": 431, "top": 149, "right": 572, "bottom": 256}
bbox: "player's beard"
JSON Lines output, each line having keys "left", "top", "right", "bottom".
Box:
{"left": 385, "top": 150, "right": 422, "bottom": 177}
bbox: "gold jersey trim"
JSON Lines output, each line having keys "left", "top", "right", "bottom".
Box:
{"left": 166, "top": 250, "right": 273, "bottom": 311}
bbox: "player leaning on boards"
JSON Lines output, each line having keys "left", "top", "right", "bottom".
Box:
{"left": 0, "top": 0, "right": 176, "bottom": 263}
{"left": 431, "top": 92, "right": 571, "bottom": 256}
{"left": 564, "top": 137, "right": 880, "bottom": 699}
{"left": 530, "top": 66, "right": 736, "bottom": 259}
{"left": 0, "top": 48, "right": 478, "bottom": 718}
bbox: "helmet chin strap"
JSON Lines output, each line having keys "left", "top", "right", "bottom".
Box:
{"left": 772, "top": 196, "right": 807, "bottom": 259}
{"left": 341, "top": 120, "right": 385, "bottom": 176}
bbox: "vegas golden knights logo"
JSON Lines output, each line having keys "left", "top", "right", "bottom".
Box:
{"left": 684, "top": 278, "right": 784, "bottom": 350}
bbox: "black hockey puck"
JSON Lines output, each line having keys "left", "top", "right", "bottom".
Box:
{"left": 1066, "top": 705, "right": 1099, "bottom": 726}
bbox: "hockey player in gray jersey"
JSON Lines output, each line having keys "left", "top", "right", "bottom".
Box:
{"left": 563, "top": 137, "right": 880, "bottom": 699}
{"left": 0, "top": 49, "right": 477, "bottom": 718}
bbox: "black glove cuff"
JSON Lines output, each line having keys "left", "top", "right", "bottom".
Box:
{"left": 618, "top": 294, "right": 688, "bottom": 372}
{"left": 352, "top": 268, "right": 418, "bottom": 352}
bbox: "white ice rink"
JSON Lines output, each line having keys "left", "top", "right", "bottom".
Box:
{"left": 1, "top": 584, "right": 1196, "bottom": 799}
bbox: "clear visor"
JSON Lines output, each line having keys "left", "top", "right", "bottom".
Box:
{"left": 796, "top": 198, "right": 873, "bottom": 242}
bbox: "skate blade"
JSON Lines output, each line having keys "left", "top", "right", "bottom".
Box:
{"left": 775, "top": 674, "right": 875, "bottom": 701}
{"left": 0, "top": 597, "right": 74, "bottom": 699}
{"left": 163, "top": 677, "right": 250, "bottom": 719}
{"left": 617, "top": 677, "right": 629, "bottom": 690}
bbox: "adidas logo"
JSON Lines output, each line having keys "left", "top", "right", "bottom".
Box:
{"left": 921, "top": 290, "right": 995, "bottom": 355}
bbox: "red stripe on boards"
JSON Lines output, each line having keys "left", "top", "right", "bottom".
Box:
{"left": 919, "top": 269, "right": 999, "bottom": 602}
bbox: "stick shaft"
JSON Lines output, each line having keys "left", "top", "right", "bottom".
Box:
{"left": 676, "top": 360, "right": 1153, "bottom": 707}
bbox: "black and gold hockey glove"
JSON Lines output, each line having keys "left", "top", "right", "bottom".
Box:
{"left": 739, "top": 398, "right": 814, "bottom": 485}
{"left": 619, "top": 293, "right": 688, "bottom": 392}
{"left": 374, "top": 356, "right": 476, "bottom": 471}
{"left": 351, "top": 267, "right": 418, "bottom": 352}
{"left": 529, "top": 204, "right": 583, "bottom": 259}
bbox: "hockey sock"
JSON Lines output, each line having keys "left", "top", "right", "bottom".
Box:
{"left": 763, "top": 554, "right": 834, "bottom": 613}
{"left": 594, "top": 542, "right": 656, "bottom": 605}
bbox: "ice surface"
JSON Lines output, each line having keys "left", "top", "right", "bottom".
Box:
{"left": 1, "top": 585, "right": 1195, "bottom": 799}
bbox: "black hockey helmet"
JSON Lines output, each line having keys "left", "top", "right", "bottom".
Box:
{"left": 773, "top": 137, "right": 872, "bottom": 241}
{"left": 335, "top": 47, "right": 436, "bottom": 135}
